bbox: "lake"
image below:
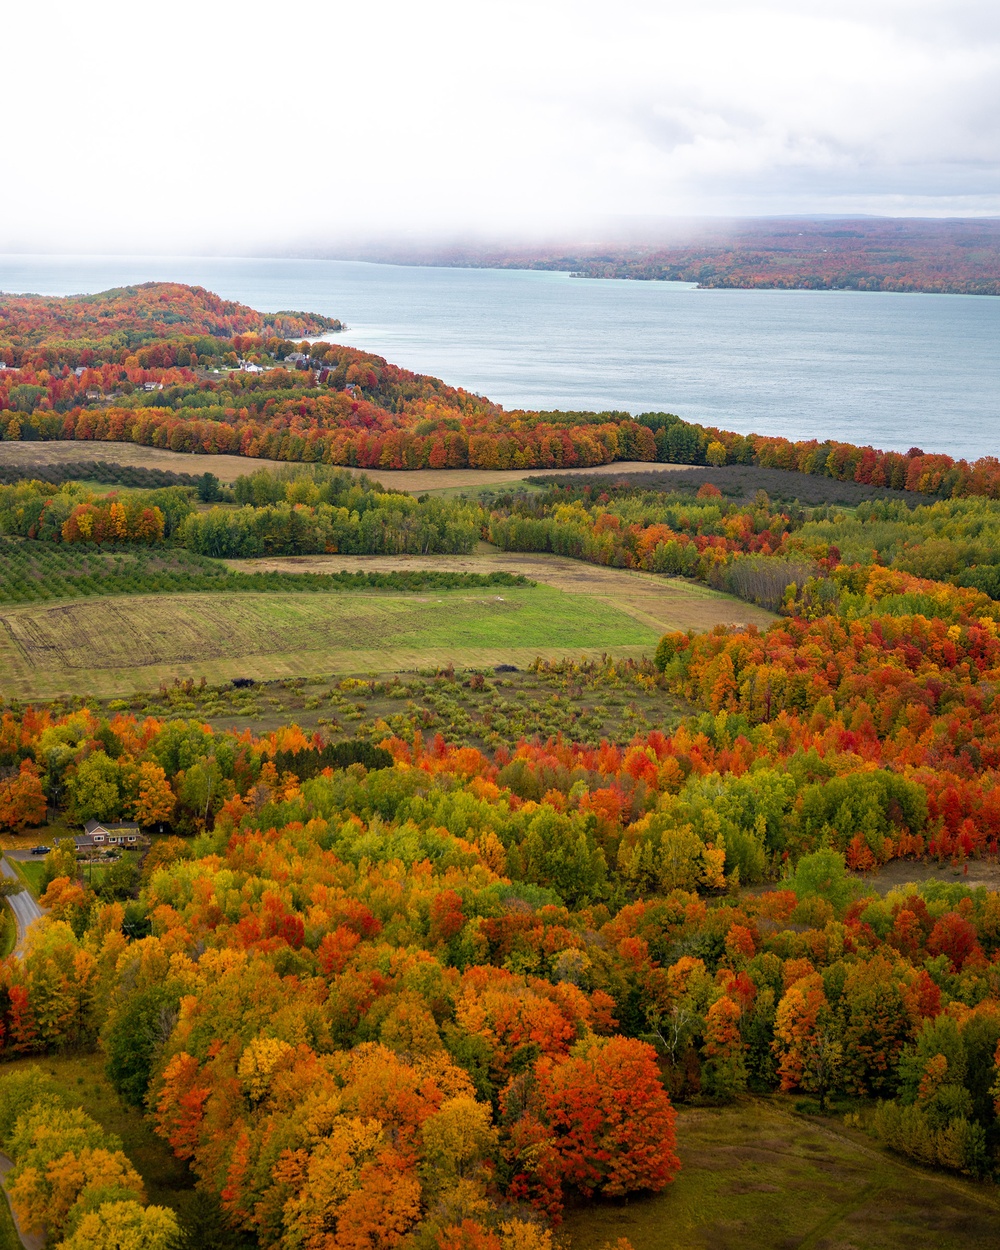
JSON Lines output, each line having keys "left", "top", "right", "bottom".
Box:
{"left": 1, "top": 253, "right": 998, "bottom": 459}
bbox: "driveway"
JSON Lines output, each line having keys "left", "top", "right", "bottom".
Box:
{"left": 0, "top": 1153, "right": 43, "bottom": 1250}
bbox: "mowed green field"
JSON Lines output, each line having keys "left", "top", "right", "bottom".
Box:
{"left": 563, "top": 1100, "right": 1000, "bottom": 1250}
{"left": 0, "top": 585, "right": 660, "bottom": 699}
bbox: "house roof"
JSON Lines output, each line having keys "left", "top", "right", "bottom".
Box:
{"left": 84, "top": 819, "right": 140, "bottom": 834}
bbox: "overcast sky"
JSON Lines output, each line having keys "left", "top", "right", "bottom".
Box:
{"left": 6, "top": 0, "right": 999, "bottom": 254}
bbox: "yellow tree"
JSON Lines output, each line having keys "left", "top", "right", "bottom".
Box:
{"left": 499, "top": 1221, "right": 554, "bottom": 1250}
{"left": 237, "top": 1035, "right": 295, "bottom": 1104}
{"left": 420, "top": 1095, "right": 498, "bottom": 1192}
{"left": 275, "top": 1115, "right": 421, "bottom": 1250}
{"left": 108, "top": 500, "right": 129, "bottom": 540}
{"left": 38, "top": 877, "right": 90, "bottom": 930}
{"left": 57, "top": 1200, "right": 179, "bottom": 1250}
{"left": 10, "top": 1133, "right": 144, "bottom": 1239}
{"left": 21, "top": 921, "right": 99, "bottom": 1050}
{"left": 52, "top": 1148, "right": 144, "bottom": 1232}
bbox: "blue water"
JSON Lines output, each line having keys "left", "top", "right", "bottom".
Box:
{"left": 1, "top": 253, "right": 998, "bottom": 460}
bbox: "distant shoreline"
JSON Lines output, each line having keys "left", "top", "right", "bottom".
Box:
{"left": 310, "top": 215, "right": 1000, "bottom": 298}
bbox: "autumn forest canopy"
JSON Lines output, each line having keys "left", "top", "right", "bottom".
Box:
{"left": 0, "top": 283, "right": 342, "bottom": 352}
{"left": 0, "top": 280, "right": 1000, "bottom": 498}
{"left": 2, "top": 282, "right": 1000, "bottom": 1249}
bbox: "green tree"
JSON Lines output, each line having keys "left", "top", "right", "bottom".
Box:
{"left": 42, "top": 838, "right": 79, "bottom": 892}
{"left": 98, "top": 855, "right": 140, "bottom": 902}
{"left": 0, "top": 1068, "right": 64, "bottom": 1150}
{"left": 8, "top": 384, "right": 47, "bottom": 413}
{"left": 196, "top": 472, "right": 221, "bottom": 502}
{"left": 104, "top": 984, "right": 181, "bottom": 1107}
{"left": 69, "top": 753, "right": 122, "bottom": 823}
{"left": 176, "top": 758, "right": 225, "bottom": 830}
{"left": 509, "top": 808, "right": 606, "bottom": 906}
{"left": 149, "top": 721, "right": 215, "bottom": 778}
{"left": 787, "top": 848, "right": 860, "bottom": 914}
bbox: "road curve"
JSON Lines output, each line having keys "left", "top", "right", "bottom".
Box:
{"left": 0, "top": 858, "right": 44, "bottom": 956}
{"left": 0, "top": 864, "right": 47, "bottom": 1250}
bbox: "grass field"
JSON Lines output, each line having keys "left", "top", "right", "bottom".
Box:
{"left": 0, "top": 556, "right": 771, "bottom": 700}
{"left": 562, "top": 1098, "right": 1000, "bottom": 1250}
{"left": 0, "top": 813, "right": 74, "bottom": 856}
{"left": 0, "top": 640, "right": 690, "bottom": 758}
{"left": 0, "top": 583, "right": 662, "bottom": 699}
{"left": 0, "top": 1191, "right": 21, "bottom": 1250}
{"left": 227, "top": 550, "right": 777, "bottom": 637}
{"left": 7, "top": 859, "right": 44, "bottom": 899}
{"left": 0, "top": 905, "right": 15, "bottom": 961}
{"left": 0, "top": 440, "right": 287, "bottom": 483}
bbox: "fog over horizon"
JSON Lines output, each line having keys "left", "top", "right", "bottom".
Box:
{"left": 5, "top": 0, "right": 1000, "bottom": 257}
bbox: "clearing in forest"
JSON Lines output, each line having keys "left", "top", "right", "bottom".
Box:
{"left": 563, "top": 1099, "right": 1000, "bottom": 1250}
{"left": 227, "top": 550, "right": 777, "bottom": 637}
{"left": 0, "top": 583, "right": 661, "bottom": 699}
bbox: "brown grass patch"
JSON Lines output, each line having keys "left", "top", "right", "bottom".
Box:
{"left": 854, "top": 857, "right": 1000, "bottom": 896}
{"left": 0, "top": 441, "right": 693, "bottom": 491}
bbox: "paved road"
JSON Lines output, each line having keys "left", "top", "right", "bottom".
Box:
{"left": 0, "top": 867, "right": 48, "bottom": 1249}
{"left": 0, "top": 1153, "right": 43, "bottom": 1250}
{"left": 0, "top": 858, "right": 44, "bottom": 956}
